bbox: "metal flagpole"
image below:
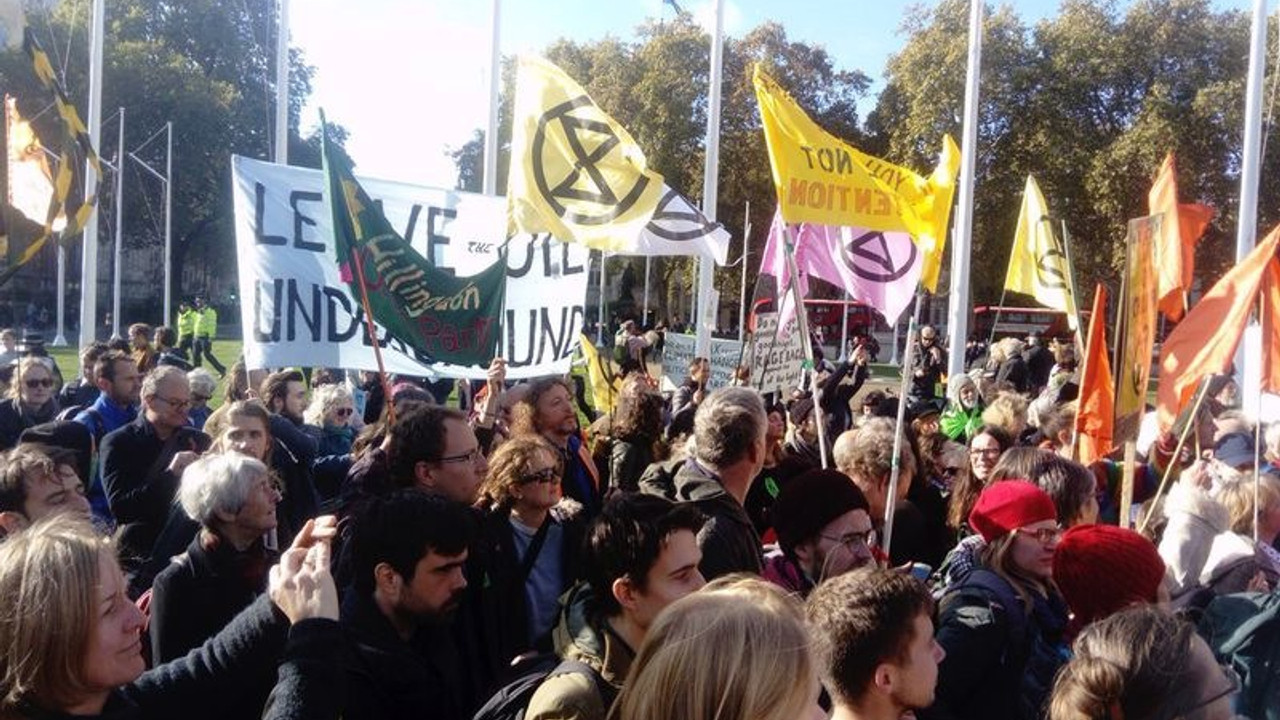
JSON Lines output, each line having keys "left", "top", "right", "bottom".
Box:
{"left": 274, "top": 0, "right": 289, "bottom": 164}
{"left": 945, "top": 0, "right": 983, "bottom": 379}
{"left": 78, "top": 0, "right": 104, "bottom": 350}
{"left": 483, "top": 0, "right": 501, "bottom": 196}
{"left": 111, "top": 107, "right": 123, "bottom": 338}
{"left": 739, "top": 201, "right": 751, "bottom": 343}
{"left": 1059, "top": 220, "right": 1086, "bottom": 351}
{"left": 695, "top": 0, "right": 724, "bottom": 357}
{"left": 642, "top": 256, "right": 651, "bottom": 326}
{"left": 882, "top": 304, "right": 920, "bottom": 559}
{"left": 840, "top": 292, "right": 850, "bottom": 359}
{"left": 128, "top": 123, "right": 173, "bottom": 326}
{"left": 1234, "top": 0, "right": 1266, "bottom": 389}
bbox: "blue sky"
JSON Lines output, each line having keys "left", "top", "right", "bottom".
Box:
{"left": 291, "top": 0, "right": 1254, "bottom": 189}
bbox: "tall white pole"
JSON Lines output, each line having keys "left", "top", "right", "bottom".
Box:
{"left": 52, "top": 247, "right": 67, "bottom": 345}
{"left": 695, "top": 0, "right": 724, "bottom": 356}
{"left": 1235, "top": 0, "right": 1266, "bottom": 386}
{"left": 642, "top": 256, "right": 651, "bottom": 326}
{"left": 274, "top": 0, "right": 289, "bottom": 164}
{"left": 739, "top": 201, "right": 750, "bottom": 343}
{"left": 111, "top": 107, "right": 123, "bottom": 338}
{"left": 483, "top": 0, "right": 501, "bottom": 196}
{"left": 78, "top": 0, "right": 104, "bottom": 349}
{"left": 945, "top": 0, "right": 983, "bottom": 380}
{"left": 164, "top": 121, "right": 173, "bottom": 323}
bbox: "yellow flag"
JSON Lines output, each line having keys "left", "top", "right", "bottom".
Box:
{"left": 5, "top": 95, "right": 62, "bottom": 229}
{"left": 578, "top": 334, "right": 620, "bottom": 414}
{"left": 752, "top": 65, "right": 960, "bottom": 291}
{"left": 508, "top": 56, "right": 665, "bottom": 250}
{"left": 1004, "top": 175, "right": 1077, "bottom": 329}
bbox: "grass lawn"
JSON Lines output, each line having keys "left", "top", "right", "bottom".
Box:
{"left": 48, "top": 339, "right": 245, "bottom": 410}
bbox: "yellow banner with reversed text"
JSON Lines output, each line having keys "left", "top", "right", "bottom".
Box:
{"left": 752, "top": 65, "right": 959, "bottom": 291}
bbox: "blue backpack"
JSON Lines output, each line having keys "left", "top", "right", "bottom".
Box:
{"left": 1199, "top": 590, "right": 1280, "bottom": 720}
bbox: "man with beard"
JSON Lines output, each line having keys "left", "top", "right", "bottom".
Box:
{"left": 910, "top": 325, "right": 945, "bottom": 401}
{"left": 510, "top": 377, "right": 601, "bottom": 516}
{"left": 806, "top": 568, "right": 945, "bottom": 720}
{"left": 260, "top": 368, "right": 319, "bottom": 465}
{"left": 763, "top": 469, "right": 876, "bottom": 597}
{"left": 343, "top": 489, "right": 479, "bottom": 720}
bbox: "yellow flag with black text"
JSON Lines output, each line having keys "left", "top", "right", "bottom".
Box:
{"left": 508, "top": 56, "right": 665, "bottom": 250}
{"left": 578, "top": 334, "right": 620, "bottom": 414}
{"left": 1005, "top": 175, "right": 1077, "bottom": 330}
{"left": 752, "top": 65, "right": 959, "bottom": 292}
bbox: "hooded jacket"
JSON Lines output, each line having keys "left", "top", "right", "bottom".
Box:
{"left": 525, "top": 584, "right": 632, "bottom": 720}
{"left": 939, "top": 375, "right": 984, "bottom": 442}
{"left": 1158, "top": 480, "right": 1231, "bottom": 596}
{"left": 641, "top": 457, "right": 762, "bottom": 580}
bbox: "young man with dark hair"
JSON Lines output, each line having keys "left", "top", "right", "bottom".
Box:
{"left": 57, "top": 341, "right": 109, "bottom": 410}
{"left": 259, "top": 368, "right": 319, "bottom": 466}
{"left": 0, "top": 444, "right": 90, "bottom": 538}
{"left": 805, "top": 568, "right": 945, "bottom": 720}
{"left": 342, "top": 489, "right": 481, "bottom": 720}
{"left": 72, "top": 349, "right": 141, "bottom": 520}
{"left": 525, "top": 493, "right": 706, "bottom": 720}
{"left": 153, "top": 326, "right": 193, "bottom": 371}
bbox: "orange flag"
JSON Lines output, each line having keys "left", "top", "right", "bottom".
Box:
{"left": 1264, "top": 260, "right": 1280, "bottom": 394}
{"left": 1075, "top": 284, "right": 1114, "bottom": 465}
{"left": 1148, "top": 153, "right": 1215, "bottom": 320}
{"left": 1156, "top": 225, "right": 1280, "bottom": 430}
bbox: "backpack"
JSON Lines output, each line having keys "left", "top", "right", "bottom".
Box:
{"left": 472, "top": 653, "right": 616, "bottom": 720}
{"left": 1199, "top": 590, "right": 1280, "bottom": 720}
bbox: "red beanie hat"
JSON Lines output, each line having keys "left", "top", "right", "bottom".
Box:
{"left": 968, "top": 481, "right": 1056, "bottom": 542}
{"left": 1053, "top": 524, "right": 1165, "bottom": 631}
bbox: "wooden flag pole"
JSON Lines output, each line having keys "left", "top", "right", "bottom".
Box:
{"left": 1138, "top": 381, "right": 1212, "bottom": 534}
{"left": 1120, "top": 442, "right": 1136, "bottom": 528}
{"left": 780, "top": 223, "right": 829, "bottom": 469}
{"left": 349, "top": 244, "right": 396, "bottom": 426}
{"left": 1254, "top": 289, "right": 1265, "bottom": 543}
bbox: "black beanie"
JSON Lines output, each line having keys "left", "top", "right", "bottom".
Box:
{"left": 772, "top": 469, "right": 870, "bottom": 556}
{"left": 19, "top": 421, "right": 93, "bottom": 483}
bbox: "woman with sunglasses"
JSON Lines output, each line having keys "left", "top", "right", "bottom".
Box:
{"left": 477, "top": 435, "right": 586, "bottom": 669}
{"left": 303, "top": 383, "right": 358, "bottom": 459}
{"left": 1050, "top": 606, "right": 1240, "bottom": 720}
{"left": 0, "top": 356, "right": 60, "bottom": 451}
{"left": 924, "top": 482, "right": 1070, "bottom": 720}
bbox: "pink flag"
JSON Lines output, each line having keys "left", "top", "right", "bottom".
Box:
{"left": 760, "top": 210, "right": 922, "bottom": 332}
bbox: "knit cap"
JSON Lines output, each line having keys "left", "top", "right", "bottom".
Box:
{"left": 772, "top": 469, "right": 869, "bottom": 556}
{"left": 968, "top": 481, "right": 1056, "bottom": 542}
{"left": 1053, "top": 524, "right": 1165, "bottom": 630}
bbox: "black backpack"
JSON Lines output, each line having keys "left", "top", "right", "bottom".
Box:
{"left": 472, "top": 653, "right": 616, "bottom": 720}
{"left": 1199, "top": 590, "right": 1280, "bottom": 720}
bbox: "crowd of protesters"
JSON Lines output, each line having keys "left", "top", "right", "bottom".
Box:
{"left": 0, "top": 319, "right": 1273, "bottom": 720}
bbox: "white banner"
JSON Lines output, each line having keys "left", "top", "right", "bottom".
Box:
{"left": 748, "top": 312, "right": 807, "bottom": 394}
{"left": 230, "top": 156, "right": 591, "bottom": 379}
{"left": 661, "top": 332, "right": 742, "bottom": 390}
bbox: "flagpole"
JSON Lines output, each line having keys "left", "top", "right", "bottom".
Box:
{"left": 782, "top": 223, "right": 829, "bottom": 468}
{"left": 1235, "top": 0, "right": 1266, "bottom": 388}
{"left": 111, "top": 107, "right": 123, "bottom": 339}
{"left": 1254, "top": 289, "right": 1264, "bottom": 543}
{"left": 1137, "top": 380, "right": 1211, "bottom": 534}
{"left": 78, "top": 0, "right": 104, "bottom": 349}
{"left": 882, "top": 295, "right": 921, "bottom": 560}
{"left": 274, "top": 0, "right": 289, "bottom": 164}
{"left": 1058, "top": 219, "right": 1086, "bottom": 350}
{"left": 482, "top": 0, "right": 501, "bottom": 196}
{"left": 944, "top": 0, "right": 983, "bottom": 380}
{"left": 597, "top": 251, "right": 607, "bottom": 345}
{"left": 739, "top": 201, "right": 750, "bottom": 343}
{"left": 642, "top": 256, "right": 651, "bottom": 327}
{"left": 349, "top": 244, "right": 395, "bottom": 426}
{"left": 694, "top": 0, "right": 724, "bottom": 358}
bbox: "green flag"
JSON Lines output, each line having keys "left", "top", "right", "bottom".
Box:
{"left": 320, "top": 117, "right": 507, "bottom": 367}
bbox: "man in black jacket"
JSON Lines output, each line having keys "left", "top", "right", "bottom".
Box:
{"left": 640, "top": 386, "right": 768, "bottom": 580}
{"left": 100, "top": 365, "right": 211, "bottom": 579}
{"left": 341, "top": 490, "right": 480, "bottom": 720}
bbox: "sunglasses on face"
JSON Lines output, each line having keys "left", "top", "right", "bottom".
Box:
{"left": 519, "top": 467, "right": 559, "bottom": 485}
{"left": 24, "top": 378, "right": 53, "bottom": 389}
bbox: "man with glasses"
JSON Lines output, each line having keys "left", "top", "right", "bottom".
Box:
{"left": 764, "top": 469, "right": 876, "bottom": 597}
{"left": 99, "top": 365, "right": 211, "bottom": 576}
{"left": 389, "top": 404, "right": 488, "bottom": 505}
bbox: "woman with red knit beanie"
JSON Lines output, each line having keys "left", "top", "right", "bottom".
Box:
{"left": 922, "top": 482, "right": 1070, "bottom": 720}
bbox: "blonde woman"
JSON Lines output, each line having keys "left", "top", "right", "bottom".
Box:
{"left": 0, "top": 356, "right": 60, "bottom": 450}
{"left": 0, "top": 513, "right": 341, "bottom": 720}
{"left": 614, "top": 575, "right": 823, "bottom": 720}
{"left": 303, "top": 383, "right": 357, "bottom": 458}
{"left": 478, "top": 435, "right": 585, "bottom": 667}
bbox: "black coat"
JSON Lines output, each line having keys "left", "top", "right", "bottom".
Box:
{"left": 99, "top": 416, "right": 211, "bottom": 568}
{"left": 642, "top": 458, "right": 763, "bottom": 580}
{"left": 476, "top": 505, "right": 586, "bottom": 669}
{"left": 340, "top": 589, "right": 472, "bottom": 720}
{"left": 149, "top": 531, "right": 276, "bottom": 663}
{"left": 0, "top": 396, "right": 59, "bottom": 451}
{"left": 13, "top": 596, "right": 339, "bottom": 720}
